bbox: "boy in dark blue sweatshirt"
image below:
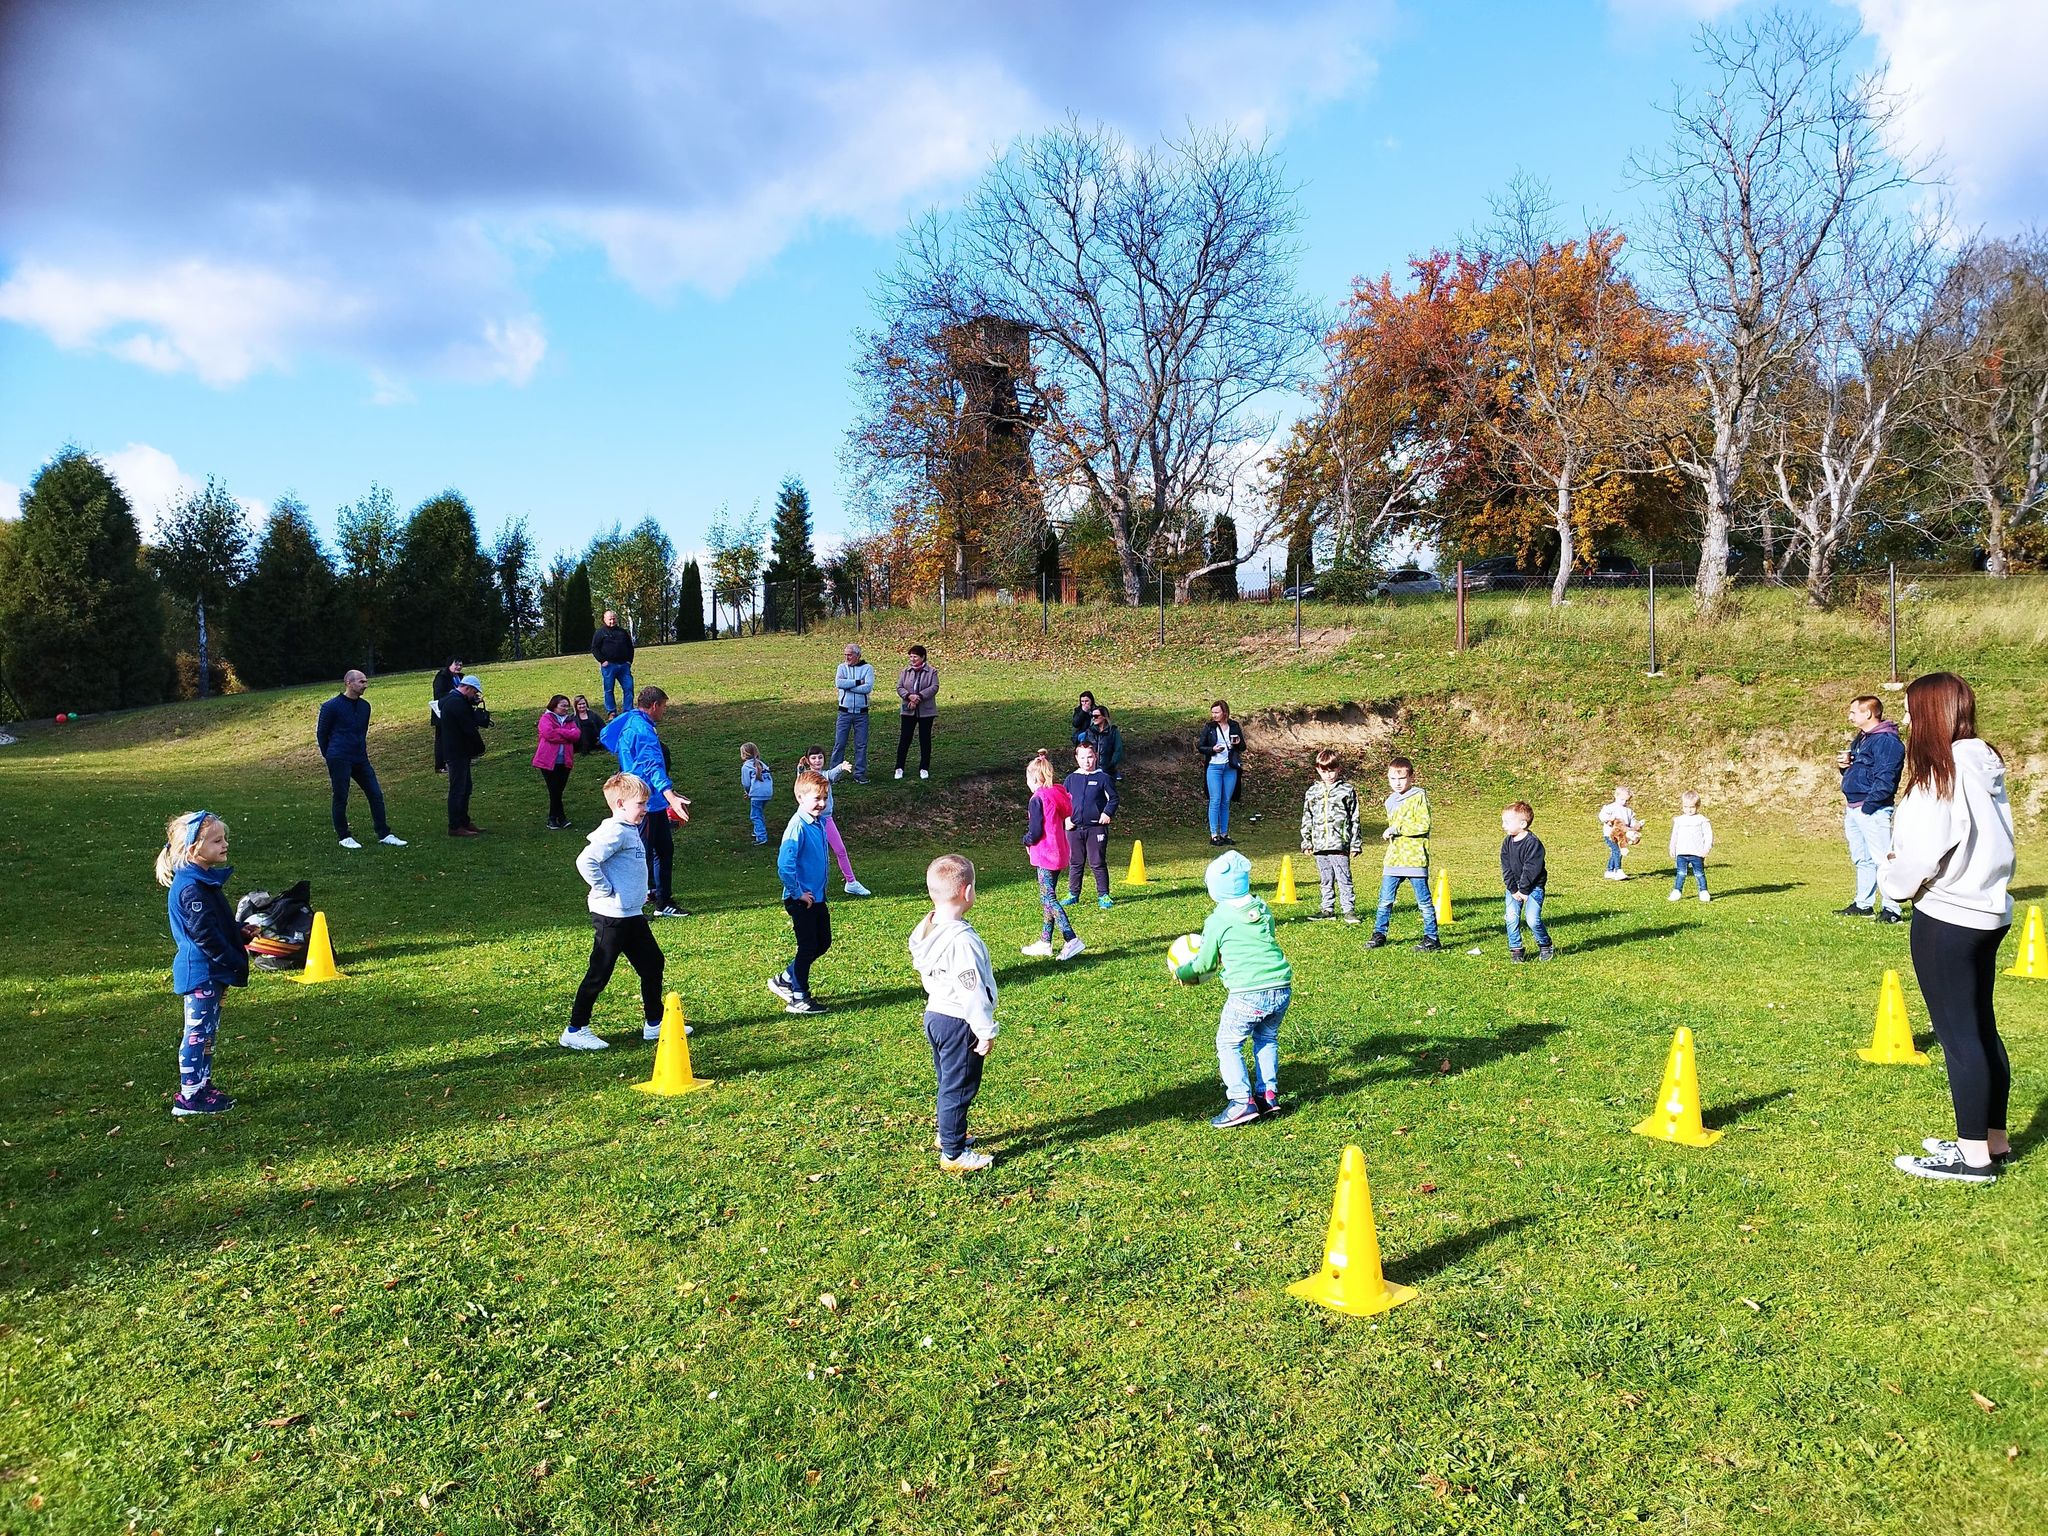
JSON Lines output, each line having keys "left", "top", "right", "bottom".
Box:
{"left": 1062, "top": 740, "right": 1120, "bottom": 909}
{"left": 1499, "top": 801, "right": 1554, "bottom": 961}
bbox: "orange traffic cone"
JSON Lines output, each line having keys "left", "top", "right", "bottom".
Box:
{"left": 1858, "top": 969, "right": 1928, "bottom": 1065}
{"left": 296, "top": 911, "right": 344, "bottom": 985}
{"left": 2007, "top": 905, "right": 2046, "bottom": 980}
{"left": 634, "top": 993, "right": 711, "bottom": 1097}
{"left": 1431, "top": 867, "right": 1453, "bottom": 925}
{"left": 1274, "top": 855, "right": 1298, "bottom": 904}
{"left": 1631, "top": 1026, "right": 1721, "bottom": 1147}
{"left": 1286, "top": 1145, "right": 1418, "bottom": 1317}
{"left": 1124, "top": 840, "right": 1148, "bottom": 886}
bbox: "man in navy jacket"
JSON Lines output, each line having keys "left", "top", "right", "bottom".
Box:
{"left": 316, "top": 670, "right": 406, "bottom": 850}
{"left": 1836, "top": 693, "right": 1906, "bottom": 921}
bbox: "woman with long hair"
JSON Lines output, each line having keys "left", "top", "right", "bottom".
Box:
{"left": 1881, "top": 672, "right": 2017, "bottom": 1184}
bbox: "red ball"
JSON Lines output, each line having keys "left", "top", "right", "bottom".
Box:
{"left": 53, "top": 714, "right": 65, "bottom": 724}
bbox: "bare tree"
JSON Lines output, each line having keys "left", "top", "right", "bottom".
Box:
{"left": 1633, "top": 9, "right": 1926, "bottom": 610}
{"left": 1923, "top": 233, "right": 2048, "bottom": 576}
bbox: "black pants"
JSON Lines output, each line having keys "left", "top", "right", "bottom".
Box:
{"left": 446, "top": 754, "right": 474, "bottom": 830}
{"left": 431, "top": 710, "right": 444, "bottom": 773}
{"left": 640, "top": 810, "right": 674, "bottom": 906}
{"left": 782, "top": 897, "right": 832, "bottom": 996}
{"left": 926, "top": 1010, "right": 986, "bottom": 1159}
{"left": 327, "top": 756, "right": 390, "bottom": 839}
{"left": 570, "top": 914, "right": 664, "bottom": 1032}
{"left": 895, "top": 714, "right": 933, "bottom": 772}
{"left": 1067, "top": 823, "right": 1111, "bottom": 899}
{"left": 540, "top": 763, "right": 571, "bottom": 823}
{"left": 1909, "top": 909, "right": 2013, "bottom": 1140}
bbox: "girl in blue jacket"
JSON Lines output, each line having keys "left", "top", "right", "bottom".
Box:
{"left": 156, "top": 811, "right": 249, "bottom": 1117}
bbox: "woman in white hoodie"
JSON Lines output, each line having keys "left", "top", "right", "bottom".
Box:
{"left": 1881, "top": 673, "right": 2017, "bottom": 1184}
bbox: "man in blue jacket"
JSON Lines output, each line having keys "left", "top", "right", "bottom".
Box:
{"left": 600, "top": 684, "right": 692, "bottom": 917}
{"left": 316, "top": 670, "right": 406, "bottom": 850}
{"left": 1836, "top": 693, "right": 1906, "bottom": 922}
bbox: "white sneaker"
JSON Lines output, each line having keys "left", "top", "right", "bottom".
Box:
{"left": 1605, "top": 869, "right": 1627, "bottom": 881}
{"left": 379, "top": 834, "right": 407, "bottom": 847}
{"left": 844, "top": 880, "right": 872, "bottom": 897}
{"left": 338, "top": 837, "right": 362, "bottom": 850}
{"left": 1058, "top": 936, "right": 1086, "bottom": 961}
{"left": 1020, "top": 940, "right": 1055, "bottom": 958}
{"left": 559, "top": 1027, "right": 609, "bottom": 1051}
{"left": 940, "top": 1149, "right": 994, "bottom": 1173}
{"left": 642, "top": 1021, "right": 692, "bottom": 1040}
{"left": 894, "top": 769, "right": 904, "bottom": 780}
{"left": 1699, "top": 891, "right": 1712, "bottom": 903}
{"left": 1667, "top": 889, "right": 1682, "bottom": 902}
{"left": 919, "top": 769, "right": 929, "bottom": 780}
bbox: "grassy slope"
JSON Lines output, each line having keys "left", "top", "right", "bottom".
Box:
{"left": 2, "top": 588, "right": 2044, "bottom": 1535}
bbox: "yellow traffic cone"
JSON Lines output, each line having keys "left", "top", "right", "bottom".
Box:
{"left": 1431, "top": 867, "right": 1452, "bottom": 925}
{"left": 1858, "top": 968, "right": 1928, "bottom": 1064}
{"left": 1287, "top": 1146, "right": 1417, "bottom": 1317}
{"left": 1274, "top": 854, "right": 1298, "bottom": 904}
{"left": 1124, "top": 839, "right": 1148, "bottom": 887}
{"left": 2007, "top": 905, "right": 2047, "bottom": 980}
{"left": 1631, "top": 1026, "right": 1722, "bottom": 1147}
{"left": 296, "top": 911, "right": 344, "bottom": 985}
{"left": 634, "top": 993, "right": 711, "bottom": 1096}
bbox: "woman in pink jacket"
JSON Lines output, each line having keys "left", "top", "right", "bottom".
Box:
{"left": 1021, "top": 751, "right": 1084, "bottom": 960}
{"left": 533, "top": 695, "right": 583, "bottom": 830}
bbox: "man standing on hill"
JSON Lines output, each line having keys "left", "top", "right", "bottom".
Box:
{"left": 600, "top": 684, "right": 692, "bottom": 917}
{"left": 592, "top": 610, "right": 636, "bottom": 716}
{"left": 438, "top": 673, "right": 490, "bottom": 837}
{"left": 316, "top": 670, "right": 406, "bottom": 850}
{"left": 894, "top": 643, "right": 939, "bottom": 780}
{"left": 832, "top": 643, "right": 874, "bottom": 783}
{"left": 1837, "top": 693, "right": 1906, "bottom": 922}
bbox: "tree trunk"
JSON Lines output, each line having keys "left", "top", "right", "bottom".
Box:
{"left": 1805, "top": 537, "right": 1836, "bottom": 608}
{"left": 1694, "top": 477, "right": 1733, "bottom": 613}
{"left": 1983, "top": 488, "right": 2010, "bottom": 578}
{"left": 1549, "top": 480, "right": 1574, "bottom": 607}
{"left": 196, "top": 597, "right": 211, "bottom": 701}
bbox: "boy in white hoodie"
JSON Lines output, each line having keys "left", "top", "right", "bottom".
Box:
{"left": 562, "top": 773, "right": 671, "bottom": 1051}
{"left": 909, "top": 853, "right": 999, "bottom": 1173}
{"left": 1598, "top": 785, "right": 1643, "bottom": 880}
{"left": 1668, "top": 792, "right": 1713, "bottom": 902}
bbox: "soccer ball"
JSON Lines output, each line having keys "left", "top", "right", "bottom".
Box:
{"left": 1166, "top": 932, "right": 1205, "bottom": 983}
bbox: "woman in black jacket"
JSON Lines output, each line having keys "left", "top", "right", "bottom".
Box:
{"left": 1199, "top": 700, "right": 1247, "bottom": 845}
{"left": 571, "top": 694, "right": 604, "bottom": 752}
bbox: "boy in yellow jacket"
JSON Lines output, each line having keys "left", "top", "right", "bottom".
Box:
{"left": 1366, "top": 756, "right": 1440, "bottom": 952}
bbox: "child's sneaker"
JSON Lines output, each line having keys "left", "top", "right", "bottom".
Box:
{"left": 934, "top": 1132, "right": 977, "bottom": 1151}
{"left": 1058, "top": 891, "right": 1080, "bottom": 907}
{"left": 844, "top": 880, "right": 872, "bottom": 897}
{"left": 1210, "top": 1101, "right": 1261, "bottom": 1129}
{"left": 171, "top": 1085, "right": 235, "bottom": 1117}
{"left": 784, "top": 996, "right": 827, "bottom": 1015}
{"left": 642, "top": 1020, "right": 691, "bottom": 1040}
{"left": 1698, "top": 891, "right": 1712, "bottom": 903}
{"left": 1307, "top": 910, "right": 1336, "bottom": 923}
{"left": 559, "top": 1026, "right": 609, "bottom": 1051}
{"left": 766, "top": 973, "right": 796, "bottom": 1004}
{"left": 1365, "top": 932, "right": 1388, "bottom": 949}
{"left": 1537, "top": 944, "right": 1557, "bottom": 960}
{"left": 338, "top": 836, "right": 362, "bottom": 850}
{"left": 1256, "top": 1089, "right": 1282, "bottom": 1117}
{"left": 1509, "top": 947, "right": 1527, "bottom": 962}
{"left": 1921, "top": 1137, "right": 2012, "bottom": 1164}
{"left": 1893, "top": 1148, "right": 1997, "bottom": 1183}
{"left": 940, "top": 1148, "right": 993, "bottom": 1172}
{"left": 1667, "top": 889, "right": 1683, "bottom": 902}
{"left": 1020, "top": 940, "right": 1055, "bottom": 958}
{"left": 653, "top": 904, "right": 689, "bottom": 919}
{"left": 1057, "top": 936, "right": 1086, "bottom": 961}
{"left": 1097, "top": 896, "right": 1114, "bottom": 910}
{"left": 1413, "top": 936, "right": 1442, "bottom": 952}
{"left": 1343, "top": 913, "right": 1361, "bottom": 925}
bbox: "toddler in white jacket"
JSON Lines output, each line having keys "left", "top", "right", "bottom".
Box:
{"left": 1668, "top": 792, "right": 1713, "bottom": 902}
{"left": 909, "top": 853, "right": 999, "bottom": 1173}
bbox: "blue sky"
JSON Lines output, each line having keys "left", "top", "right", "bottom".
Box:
{"left": 2, "top": 0, "right": 2042, "bottom": 565}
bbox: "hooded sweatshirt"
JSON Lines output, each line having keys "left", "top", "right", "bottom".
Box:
{"left": 600, "top": 707, "right": 674, "bottom": 800}
{"left": 1301, "top": 778, "right": 1362, "bottom": 855}
{"left": 1383, "top": 786, "right": 1431, "bottom": 875}
{"left": 168, "top": 861, "right": 250, "bottom": 993}
{"left": 1878, "top": 739, "right": 2015, "bottom": 931}
{"left": 577, "top": 813, "right": 653, "bottom": 917}
{"left": 909, "top": 911, "right": 999, "bottom": 1044}
{"left": 1842, "top": 720, "right": 1905, "bottom": 811}
{"left": 1174, "top": 851, "right": 1293, "bottom": 993}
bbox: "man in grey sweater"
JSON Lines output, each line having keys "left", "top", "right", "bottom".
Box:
{"left": 831, "top": 643, "right": 875, "bottom": 783}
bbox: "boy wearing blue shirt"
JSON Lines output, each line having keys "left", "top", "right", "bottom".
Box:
{"left": 1062, "top": 740, "right": 1119, "bottom": 909}
{"left": 769, "top": 769, "right": 833, "bottom": 1015}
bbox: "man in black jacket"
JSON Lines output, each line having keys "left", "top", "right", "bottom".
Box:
{"left": 316, "top": 670, "right": 406, "bottom": 850}
{"left": 429, "top": 659, "right": 464, "bottom": 772}
{"left": 438, "top": 674, "right": 490, "bottom": 836}
{"left": 592, "top": 611, "right": 636, "bottom": 716}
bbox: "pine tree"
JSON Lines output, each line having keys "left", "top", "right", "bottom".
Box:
{"left": 677, "top": 559, "right": 705, "bottom": 641}
{"left": 151, "top": 476, "right": 249, "bottom": 698}
{"left": 1201, "top": 513, "right": 1240, "bottom": 601}
{"left": 491, "top": 519, "right": 540, "bottom": 661}
{"left": 560, "top": 562, "right": 595, "bottom": 655}
{"left": 537, "top": 554, "right": 575, "bottom": 656}
{"left": 336, "top": 483, "right": 401, "bottom": 674}
{"left": 762, "top": 476, "right": 823, "bottom": 631}
{"left": 227, "top": 497, "right": 352, "bottom": 688}
{"left": 386, "top": 491, "right": 499, "bottom": 670}
{"left": 0, "top": 448, "right": 167, "bottom": 714}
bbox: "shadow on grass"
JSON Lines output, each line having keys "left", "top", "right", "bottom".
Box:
{"left": 2005, "top": 1089, "right": 2048, "bottom": 1160}
{"left": 1389, "top": 1213, "right": 1537, "bottom": 1287}
{"left": 2011, "top": 884, "right": 2045, "bottom": 903}
{"left": 1704, "top": 1088, "right": 1793, "bottom": 1131}
{"left": 1705, "top": 882, "right": 1803, "bottom": 898}
{"left": 1559, "top": 922, "right": 1694, "bottom": 955}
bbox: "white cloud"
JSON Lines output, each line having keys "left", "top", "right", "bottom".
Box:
{"left": 102, "top": 443, "right": 200, "bottom": 524}
{"left": 0, "top": 478, "right": 22, "bottom": 519}
{"left": 1858, "top": 0, "right": 2048, "bottom": 233}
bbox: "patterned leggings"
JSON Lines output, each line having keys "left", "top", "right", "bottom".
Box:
{"left": 1037, "top": 868, "right": 1077, "bottom": 943}
{"left": 180, "top": 985, "right": 221, "bottom": 1091}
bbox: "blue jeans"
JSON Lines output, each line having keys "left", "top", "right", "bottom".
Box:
{"left": 1374, "top": 873, "right": 1439, "bottom": 939}
{"left": 1206, "top": 762, "right": 1238, "bottom": 837}
{"left": 1672, "top": 855, "right": 1709, "bottom": 895}
{"left": 1504, "top": 888, "right": 1551, "bottom": 951}
{"left": 601, "top": 662, "right": 634, "bottom": 715}
{"left": 832, "top": 709, "right": 870, "bottom": 779}
{"left": 326, "top": 756, "right": 390, "bottom": 839}
{"left": 180, "top": 984, "right": 221, "bottom": 1092}
{"left": 925, "top": 1010, "right": 986, "bottom": 1159}
{"left": 1604, "top": 837, "right": 1623, "bottom": 873}
{"left": 748, "top": 798, "right": 769, "bottom": 842}
{"left": 1844, "top": 806, "right": 1898, "bottom": 913}
{"left": 1218, "top": 985, "right": 1289, "bottom": 1107}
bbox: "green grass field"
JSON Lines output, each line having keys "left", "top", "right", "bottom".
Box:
{"left": 3, "top": 590, "right": 2044, "bottom": 1534}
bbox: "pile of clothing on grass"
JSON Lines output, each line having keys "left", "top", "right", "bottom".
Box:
{"left": 237, "top": 880, "right": 314, "bottom": 971}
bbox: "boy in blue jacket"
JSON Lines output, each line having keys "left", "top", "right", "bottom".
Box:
{"left": 1062, "top": 739, "right": 1119, "bottom": 909}
{"left": 768, "top": 769, "right": 833, "bottom": 1015}
{"left": 156, "top": 811, "right": 249, "bottom": 1116}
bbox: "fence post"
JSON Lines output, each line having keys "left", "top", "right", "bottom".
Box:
{"left": 1158, "top": 570, "right": 1166, "bottom": 643}
{"left": 1293, "top": 563, "right": 1302, "bottom": 649}
{"left": 1888, "top": 562, "right": 1898, "bottom": 683}
{"left": 1266, "top": 559, "right": 1274, "bottom": 603}
{"left": 1041, "top": 572, "right": 1048, "bottom": 635}
{"left": 1455, "top": 561, "right": 1467, "bottom": 652}
{"left": 1647, "top": 564, "right": 1659, "bottom": 676}
{"left": 940, "top": 574, "right": 947, "bottom": 634}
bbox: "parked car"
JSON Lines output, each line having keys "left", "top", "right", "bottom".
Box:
{"left": 1459, "top": 555, "right": 1539, "bottom": 591}
{"left": 1281, "top": 583, "right": 1317, "bottom": 601}
{"left": 1373, "top": 568, "right": 1444, "bottom": 598}
{"left": 1586, "top": 553, "right": 1644, "bottom": 584}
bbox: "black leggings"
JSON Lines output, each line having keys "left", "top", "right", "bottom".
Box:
{"left": 1909, "top": 909, "right": 2012, "bottom": 1140}
{"left": 1067, "top": 824, "right": 1110, "bottom": 898}
{"left": 784, "top": 898, "right": 832, "bottom": 996}
{"left": 895, "top": 715, "right": 933, "bottom": 772}
{"left": 571, "top": 914, "right": 664, "bottom": 1031}
{"left": 539, "top": 764, "right": 571, "bottom": 822}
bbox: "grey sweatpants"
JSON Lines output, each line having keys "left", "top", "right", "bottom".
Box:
{"left": 1313, "top": 852, "right": 1356, "bottom": 915}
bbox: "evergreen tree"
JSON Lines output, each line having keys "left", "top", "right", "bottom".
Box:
{"left": 151, "top": 475, "right": 249, "bottom": 698}
{"left": 386, "top": 490, "right": 499, "bottom": 670}
{"left": 560, "top": 562, "right": 595, "bottom": 655}
{"left": 0, "top": 447, "right": 167, "bottom": 714}
{"left": 677, "top": 558, "right": 705, "bottom": 641}
{"left": 762, "top": 475, "right": 823, "bottom": 630}
{"left": 491, "top": 518, "right": 540, "bottom": 661}
{"left": 537, "top": 553, "right": 576, "bottom": 656}
{"left": 336, "top": 483, "right": 402, "bottom": 673}
{"left": 1200, "top": 513, "right": 1240, "bottom": 600}
{"left": 227, "top": 497, "right": 352, "bottom": 688}
{"left": 1036, "top": 526, "right": 1062, "bottom": 601}
{"left": 1285, "top": 513, "right": 1316, "bottom": 589}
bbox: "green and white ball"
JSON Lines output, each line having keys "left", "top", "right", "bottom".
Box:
{"left": 1167, "top": 932, "right": 1205, "bottom": 983}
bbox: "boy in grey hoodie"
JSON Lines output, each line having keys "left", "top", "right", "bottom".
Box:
{"left": 562, "top": 772, "right": 669, "bottom": 1052}
{"left": 909, "top": 853, "right": 999, "bottom": 1172}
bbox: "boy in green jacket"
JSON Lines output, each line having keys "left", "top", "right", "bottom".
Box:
{"left": 1173, "top": 851, "right": 1294, "bottom": 1127}
{"left": 1368, "top": 755, "right": 1441, "bottom": 952}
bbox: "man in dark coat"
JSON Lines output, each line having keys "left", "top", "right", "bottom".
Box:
{"left": 592, "top": 610, "right": 636, "bottom": 715}
{"left": 429, "top": 658, "right": 464, "bottom": 772}
{"left": 316, "top": 669, "right": 406, "bottom": 849}
{"left": 438, "top": 674, "right": 490, "bottom": 836}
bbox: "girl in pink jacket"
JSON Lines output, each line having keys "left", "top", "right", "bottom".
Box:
{"left": 533, "top": 695, "right": 582, "bottom": 830}
{"left": 1021, "top": 752, "right": 1083, "bottom": 960}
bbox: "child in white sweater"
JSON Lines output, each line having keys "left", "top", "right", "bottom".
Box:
{"left": 1598, "top": 785, "right": 1643, "bottom": 880}
{"left": 1668, "top": 792, "right": 1713, "bottom": 902}
{"left": 909, "top": 853, "right": 999, "bottom": 1173}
